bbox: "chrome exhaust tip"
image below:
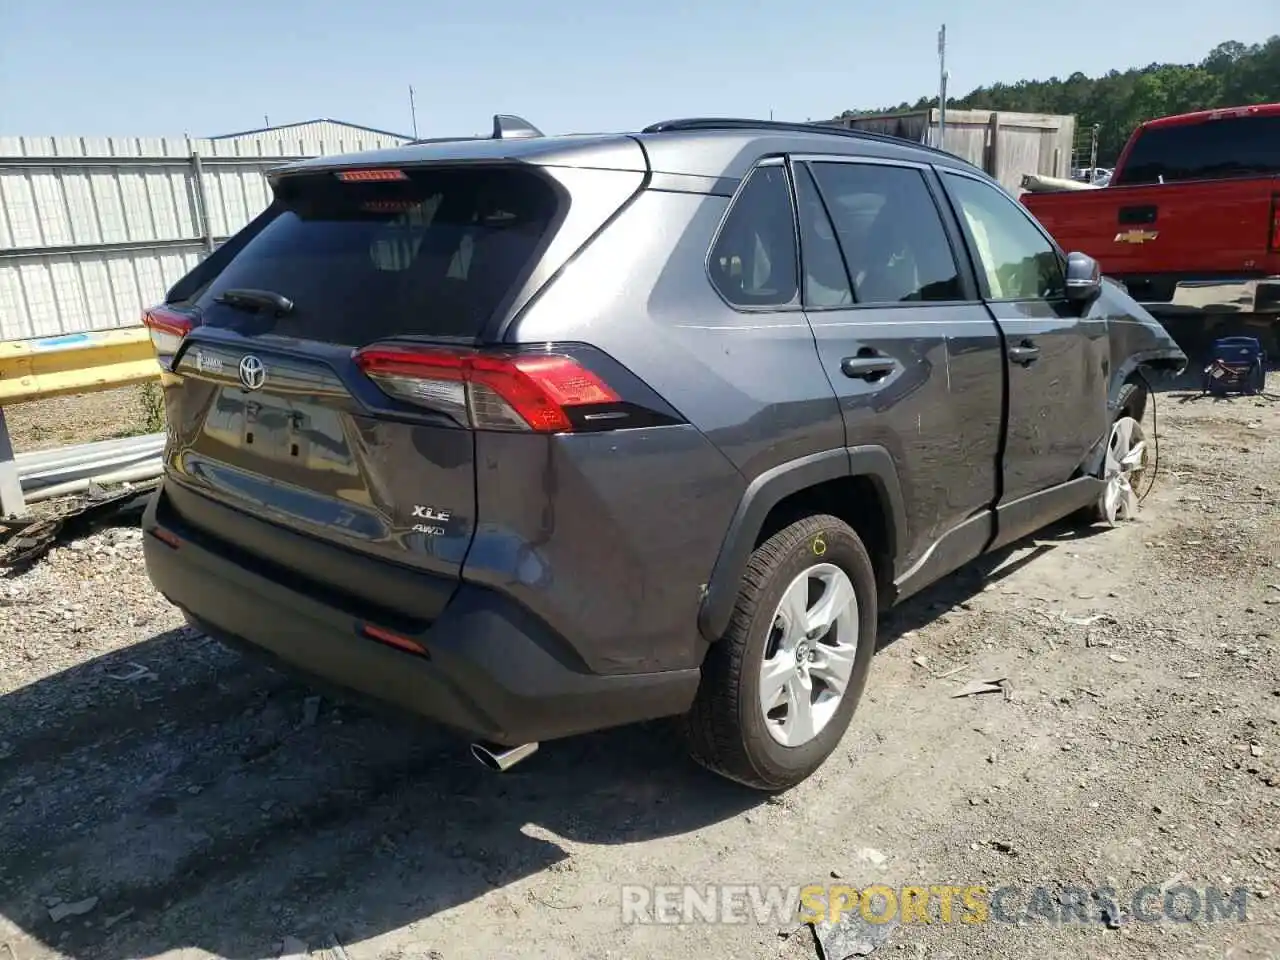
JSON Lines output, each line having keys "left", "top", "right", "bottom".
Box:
{"left": 470, "top": 741, "right": 539, "bottom": 772}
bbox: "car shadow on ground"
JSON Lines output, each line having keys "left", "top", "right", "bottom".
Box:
{"left": 0, "top": 515, "right": 1089, "bottom": 959}
{"left": 0, "top": 627, "right": 761, "bottom": 959}
{"left": 1152, "top": 360, "right": 1276, "bottom": 401}
{"left": 1152, "top": 366, "right": 1277, "bottom": 406}
{"left": 875, "top": 520, "right": 1106, "bottom": 649}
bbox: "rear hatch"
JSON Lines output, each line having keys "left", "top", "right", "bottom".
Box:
{"left": 149, "top": 163, "right": 571, "bottom": 610}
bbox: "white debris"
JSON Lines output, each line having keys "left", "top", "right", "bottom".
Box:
{"left": 856, "top": 847, "right": 888, "bottom": 867}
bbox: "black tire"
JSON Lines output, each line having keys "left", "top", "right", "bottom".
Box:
{"left": 1113, "top": 380, "right": 1146, "bottom": 422}
{"left": 684, "top": 514, "right": 878, "bottom": 791}
{"left": 1076, "top": 380, "right": 1147, "bottom": 526}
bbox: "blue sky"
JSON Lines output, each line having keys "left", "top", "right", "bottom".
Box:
{"left": 1, "top": 0, "right": 1274, "bottom": 138}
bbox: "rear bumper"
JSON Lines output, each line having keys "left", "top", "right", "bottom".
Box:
{"left": 1126, "top": 274, "right": 1280, "bottom": 319}
{"left": 141, "top": 487, "right": 700, "bottom": 745}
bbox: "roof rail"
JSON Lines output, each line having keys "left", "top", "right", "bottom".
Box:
{"left": 410, "top": 114, "right": 544, "bottom": 146}
{"left": 640, "top": 117, "right": 965, "bottom": 163}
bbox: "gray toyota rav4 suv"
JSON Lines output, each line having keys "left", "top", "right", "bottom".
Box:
{"left": 142, "top": 116, "right": 1185, "bottom": 790}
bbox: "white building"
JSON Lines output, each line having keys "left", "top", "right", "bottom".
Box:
{"left": 208, "top": 118, "right": 413, "bottom": 156}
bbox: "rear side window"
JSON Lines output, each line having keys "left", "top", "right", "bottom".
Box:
{"left": 808, "top": 162, "right": 963, "bottom": 305}
{"left": 709, "top": 166, "right": 799, "bottom": 308}
{"left": 196, "top": 166, "right": 561, "bottom": 345}
{"left": 1115, "top": 115, "right": 1280, "bottom": 185}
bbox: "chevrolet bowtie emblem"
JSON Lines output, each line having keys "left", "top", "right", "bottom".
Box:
{"left": 1114, "top": 228, "right": 1159, "bottom": 244}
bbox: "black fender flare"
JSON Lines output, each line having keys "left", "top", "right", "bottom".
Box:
{"left": 1110, "top": 346, "right": 1185, "bottom": 412}
{"left": 1083, "top": 345, "right": 1185, "bottom": 477}
{"left": 696, "top": 445, "right": 907, "bottom": 642}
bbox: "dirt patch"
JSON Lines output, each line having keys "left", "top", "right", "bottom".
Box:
{"left": 3, "top": 384, "right": 161, "bottom": 454}
{"left": 0, "top": 378, "right": 1277, "bottom": 960}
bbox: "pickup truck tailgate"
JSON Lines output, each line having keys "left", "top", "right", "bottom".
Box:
{"left": 1024, "top": 177, "right": 1279, "bottom": 277}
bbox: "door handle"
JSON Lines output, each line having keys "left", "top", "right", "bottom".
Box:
{"left": 840, "top": 355, "right": 897, "bottom": 381}
{"left": 1008, "top": 342, "right": 1040, "bottom": 366}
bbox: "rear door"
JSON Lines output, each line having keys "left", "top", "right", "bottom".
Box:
{"left": 160, "top": 164, "right": 563, "bottom": 584}
{"left": 940, "top": 170, "right": 1110, "bottom": 511}
{"left": 795, "top": 156, "right": 1001, "bottom": 575}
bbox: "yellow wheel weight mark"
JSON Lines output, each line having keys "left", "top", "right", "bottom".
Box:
{"left": 812, "top": 534, "right": 827, "bottom": 557}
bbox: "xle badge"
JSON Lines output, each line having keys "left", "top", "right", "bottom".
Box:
{"left": 412, "top": 504, "right": 450, "bottom": 537}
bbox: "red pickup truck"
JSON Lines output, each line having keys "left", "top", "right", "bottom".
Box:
{"left": 1022, "top": 103, "right": 1280, "bottom": 350}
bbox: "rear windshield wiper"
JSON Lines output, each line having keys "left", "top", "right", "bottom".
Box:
{"left": 214, "top": 288, "right": 295, "bottom": 316}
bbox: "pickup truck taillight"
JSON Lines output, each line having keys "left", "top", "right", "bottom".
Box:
{"left": 1270, "top": 194, "right": 1280, "bottom": 252}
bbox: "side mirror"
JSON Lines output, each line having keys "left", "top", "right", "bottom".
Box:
{"left": 1065, "top": 251, "right": 1102, "bottom": 303}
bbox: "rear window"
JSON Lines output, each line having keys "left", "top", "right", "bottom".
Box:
{"left": 196, "top": 166, "right": 562, "bottom": 345}
{"left": 1115, "top": 114, "right": 1280, "bottom": 185}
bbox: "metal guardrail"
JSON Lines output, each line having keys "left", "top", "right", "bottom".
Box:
{"left": 16, "top": 433, "right": 164, "bottom": 502}
{"left": 0, "top": 328, "right": 163, "bottom": 518}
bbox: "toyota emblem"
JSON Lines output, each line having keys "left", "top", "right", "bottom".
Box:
{"left": 238, "top": 355, "right": 266, "bottom": 391}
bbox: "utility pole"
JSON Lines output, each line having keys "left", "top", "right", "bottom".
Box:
{"left": 937, "top": 24, "right": 948, "bottom": 151}
{"left": 1089, "top": 123, "right": 1100, "bottom": 182}
{"left": 409, "top": 85, "right": 418, "bottom": 139}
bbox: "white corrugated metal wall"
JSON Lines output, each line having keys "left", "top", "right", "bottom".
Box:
{"left": 0, "top": 123, "right": 412, "bottom": 342}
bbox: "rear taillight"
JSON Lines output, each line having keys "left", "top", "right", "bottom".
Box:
{"left": 142, "top": 306, "right": 194, "bottom": 366}
{"left": 353, "top": 345, "right": 622, "bottom": 433}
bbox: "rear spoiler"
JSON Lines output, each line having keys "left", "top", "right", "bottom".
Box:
{"left": 408, "top": 114, "right": 544, "bottom": 146}
{"left": 263, "top": 114, "right": 549, "bottom": 187}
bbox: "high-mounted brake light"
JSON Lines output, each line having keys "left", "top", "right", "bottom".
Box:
{"left": 353, "top": 345, "right": 621, "bottom": 433}
{"left": 142, "top": 306, "right": 195, "bottom": 364}
{"left": 334, "top": 168, "right": 409, "bottom": 183}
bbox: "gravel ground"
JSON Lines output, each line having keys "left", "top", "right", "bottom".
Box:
{"left": 0, "top": 375, "right": 1277, "bottom": 960}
